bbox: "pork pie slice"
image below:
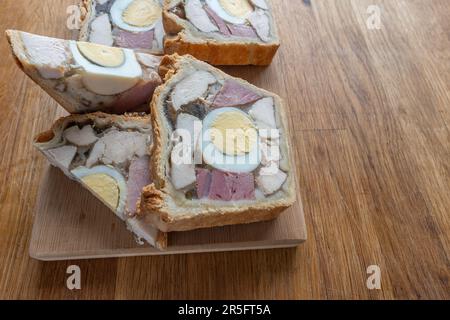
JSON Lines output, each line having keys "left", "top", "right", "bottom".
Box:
{"left": 6, "top": 30, "right": 162, "bottom": 114}
{"left": 162, "top": 0, "right": 280, "bottom": 65}
{"left": 79, "top": 0, "right": 166, "bottom": 55}
{"left": 139, "top": 54, "right": 296, "bottom": 232}
{"left": 34, "top": 112, "right": 167, "bottom": 249}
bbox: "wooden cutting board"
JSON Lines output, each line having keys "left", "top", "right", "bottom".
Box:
{"left": 30, "top": 165, "right": 306, "bottom": 261}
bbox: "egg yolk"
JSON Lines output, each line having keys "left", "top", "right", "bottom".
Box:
{"left": 81, "top": 173, "right": 120, "bottom": 210}
{"left": 122, "top": 0, "right": 162, "bottom": 27}
{"left": 219, "top": 0, "right": 254, "bottom": 18}
{"left": 77, "top": 42, "right": 125, "bottom": 68}
{"left": 210, "top": 111, "right": 257, "bottom": 156}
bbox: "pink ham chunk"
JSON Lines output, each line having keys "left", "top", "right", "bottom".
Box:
{"left": 212, "top": 80, "right": 262, "bottom": 108}
{"left": 111, "top": 73, "right": 162, "bottom": 113}
{"left": 226, "top": 24, "right": 258, "bottom": 38}
{"left": 204, "top": 6, "right": 231, "bottom": 36}
{"left": 126, "top": 156, "right": 152, "bottom": 216}
{"left": 196, "top": 169, "right": 255, "bottom": 201}
{"left": 114, "top": 29, "right": 154, "bottom": 49}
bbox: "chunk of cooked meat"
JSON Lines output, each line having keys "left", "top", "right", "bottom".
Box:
{"left": 114, "top": 29, "right": 154, "bottom": 49}
{"left": 249, "top": 97, "right": 276, "bottom": 128}
{"left": 204, "top": 5, "right": 230, "bottom": 35}
{"left": 126, "top": 156, "right": 152, "bottom": 216}
{"left": 250, "top": 0, "right": 269, "bottom": 10}
{"left": 248, "top": 10, "right": 271, "bottom": 42}
{"left": 227, "top": 24, "right": 258, "bottom": 38}
{"left": 21, "top": 32, "right": 70, "bottom": 79}
{"left": 176, "top": 113, "right": 201, "bottom": 149}
{"left": 171, "top": 162, "right": 196, "bottom": 190}
{"left": 45, "top": 145, "right": 77, "bottom": 169}
{"left": 203, "top": 169, "right": 255, "bottom": 201}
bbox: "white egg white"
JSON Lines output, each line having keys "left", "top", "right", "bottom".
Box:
{"left": 70, "top": 41, "right": 142, "bottom": 95}
{"left": 110, "top": 0, "right": 160, "bottom": 32}
{"left": 71, "top": 165, "right": 128, "bottom": 218}
{"left": 201, "top": 107, "right": 261, "bottom": 173}
{"left": 206, "top": 0, "right": 253, "bottom": 25}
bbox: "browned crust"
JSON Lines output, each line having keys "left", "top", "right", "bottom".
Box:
{"left": 140, "top": 54, "right": 296, "bottom": 232}
{"left": 162, "top": 3, "right": 280, "bottom": 66}
{"left": 78, "top": 0, "right": 94, "bottom": 42}
{"left": 155, "top": 230, "right": 168, "bottom": 249}
{"left": 5, "top": 29, "right": 84, "bottom": 114}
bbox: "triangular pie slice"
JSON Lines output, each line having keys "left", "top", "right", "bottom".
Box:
{"left": 79, "top": 0, "right": 166, "bottom": 54}
{"left": 6, "top": 29, "right": 162, "bottom": 114}
{"left": 139, "top": 54, "right": 296, "bottom": 232}
{"left": 162, "top": 0, "right": 280, "bottom": 65}
{"left": 34, "top": 112, "right": 167, "bottom": 249}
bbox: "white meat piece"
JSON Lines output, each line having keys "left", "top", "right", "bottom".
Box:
{"left": 96, "top": 0, "right": 109, "bottom": 4}
{"left": 154, "top": 18, "right": 165, "bottom": 49}
{"left": 86, "top": 130, "right": 148, "bottom": 167}
{"left": 175, "top": 113, "right": 203, "bottom": 164}
{"left": 89, "top": 14, "right": 114, "bottom": 46}
{"left": 185, "top": 0, "right": 219, "bottom": 33}
{"left": 175, "top": 113, "right": 201, "bottom": 147}
{"left": 249, "top": 97, "right": 276, "bottom": 128}
{"left": 21, "top": 32, "right": 69, "bottom": 79}
{"left": 45, "top": 145, "right": 77, "bottom": 169}
{"left": 260, "top": 139, "right": 280, "bottom": 167}
{"left": 248, "top": 10, "right": 271, "bottom": 42}
{"left": 250, "top": 0, "right": 269, "bottom": 10}
{"left": 63, "top": 125, "right": 98, "bottom": 147}
{"left": 256, "top": 168, "right": 287, "bottom": 195}
{"left": 171, "top": 70, "right": 216, "bottom": 111}
{"left": 136, "top": 52, "right": 161, "bottom": 69}
{"left": 126, "top": 216, "right": 159, "bottom": 247}
{"left": 171, "top": 162, "right": 196, "bottom": 190}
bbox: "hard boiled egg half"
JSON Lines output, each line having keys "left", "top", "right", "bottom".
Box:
{"left": 206, "top": 0, "right": 254, "bottom": 25}
{"left": 111, "top": 0, "right": 162, "bottom": 32}
{"left": 72, "top": 165, "right": 127, "bottom": 218}
{"left": 202, "top": 107, "right": 261, "bottom": 173}
{"left": 70, "top": 41, "right": 142, "bottom": 95}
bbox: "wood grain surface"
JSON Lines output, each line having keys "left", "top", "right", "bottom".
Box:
{"left": 0, "top": 0, "right": 449, "bottom": 299}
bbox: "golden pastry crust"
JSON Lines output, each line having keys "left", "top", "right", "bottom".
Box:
{"left": 162, "top": 0, "right": 280, "bottom": 66}
{"left": 139, "top": 54, "right": 297, "bottom": 232}
{"left": 78, "top": 0, "right": 165, "bottom": 55}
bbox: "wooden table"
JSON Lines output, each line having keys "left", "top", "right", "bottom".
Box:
{"left": 0, "top": 0, "right": 448, "bottom": 299}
